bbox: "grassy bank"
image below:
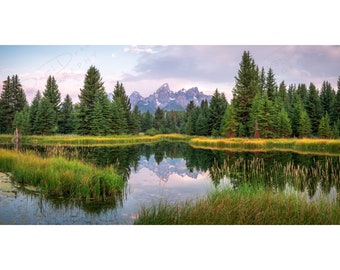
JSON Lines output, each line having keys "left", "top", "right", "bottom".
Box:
{"left": 1, "top": 134, "right": 340, "bottom": 153}
{"left": 0, "top": 148, "right": 124, "bottom": 201}
{"left": 189, "top": 137, "right": 340, "bottom": 154}
{"left": 0, "top": 134, "right": 190, "bottom": 146}
{"left": 134, "top": 184, "right": 340, "bottom": 225}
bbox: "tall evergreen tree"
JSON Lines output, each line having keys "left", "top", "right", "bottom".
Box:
{"left": 35, "top": 97, "right": 56, "bottom": 135}
{"left": 111, "top": 98, "right": 128, "bottom": 134}
{"left": 298, "top": 109, "right": 312, "bottom": 138}
{"left": 42, "top": 76, "right": 61, "bottom": 133}
{"left": 221, "top": 103, "right": 239, "bottom": 138}
{"left": 0, "top": 75, "right": 27, "bottom": 133}
{"left": 13, "top": 105, "right": 30, "bottom": 135}
{"left": 277, "top": 107, "right": 292, "bottom": 138}
{"left": 185, "top": 101, "right": 198, "bottom": 135}
{"left": 259, "top": 67, "right": 266, "bottom": 95}
{"left": 318, "top": 112, "right": 331, "bottom": 139}
{"left": 111, "top": 81, "right": 131, "bottom": 134}
{"left": 154, "top": 107, "right": 165, "bottom": 131}
{"left": 249, "top": 94, "right": 276, "bottom": 138}
{"left": 297, "top": 83, "right": 308, "bottom": 106}
{"left": 196, "top": 99, "right": 209, "bottom": 136}
{"left": 129, "top": 106, "right": 141, "bottom": 135}
{"left": 29, "top": 90, "right": 42, "bottom": 134}
{"left": 306, "top": 83, "right": 322, "bottom": 136}
{"left": 278, "top": 81, "right": 289, "bottom": 111}
{"left": 232, "top": 51, "right": 259, "bottom": 137}
{"left": 90, "top": 94, "right": 106, "bottom": 135}
{"left": 265, "top": 68, "right": 277, "bottom": 101}
{"left": 331, "top": 77, "right": 340, "bottom": 125}
{"left": 141, "top": 110, "right": 154, "bottom": 132}
{"left": 58, "top": 94, "right": 75, "bottom": 134}
{"left": 208, "top": 89, "right": 228, "bottom": 136}
{"left": 43, "top": 75, "right": 61, "bottom": 114}
{"left": 320, "top": 81, "right": 335, "bottom": 117}
{"left": 289, "top": 92, "right": 304, "bottom": 137}
{"left": 78, "top": 66, "right": 109, "bottom": 135}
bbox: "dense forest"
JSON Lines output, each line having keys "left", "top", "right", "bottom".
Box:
{"left": 1, "top": 51, "right": 340, "bottom": 138}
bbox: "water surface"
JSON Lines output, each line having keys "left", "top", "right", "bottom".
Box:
{"left": 0, "top": 142, "right": 339, "bottom": 224}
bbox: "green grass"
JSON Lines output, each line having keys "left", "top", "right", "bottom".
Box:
{"left": 7, "top": 134, "right": 190, "bottom": 146}
{"left": 0, "top": 148, "right": 124, "bottom": 201}
{"left": 2, "top": 134, "right": 340, "bottom": 154}
{"left": 134, "top": 184, "right": 340, "bottom": 225}
{"left": 189, "top": 137, "right": 340, "bottom": 155}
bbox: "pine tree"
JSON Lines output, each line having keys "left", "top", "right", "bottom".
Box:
{"left": 320, "top": 81, "right": 335, "bottom": 117}
{"left": 0, "top": 75, "right": 27, "bottom": 133}
{"left": 297, "top": 83, "right": 308, "bottom": 106}
{"left": 58, "top": 94, "right": 75, "bottom": 134}
{"left": 257, "top": 96, "right": 276, "bottom": 138}
{"left": 185, "top": 101, "right": 198, "bottom": 135}
{"left": 289, "top": 92, "right": 304, "bottom": 137}
{"left": 154, "top": 107, "right": 165, "bottom": 131}
{"left": 90, "top": 95, "right": 106, "bottom": 135}
{"left": 220, "top": 103, "right": 239, "bottom": 138}
{"left": 232, "top": 51, "right": 259, "bottom": 137}
{"left": 298, "top": 110, "right": 312, "bottom": 138}
{"left": 111, "top": 81, "right": 131, "bottom": 134}
{"left": 208, "top": 89, "right": 228, "bottom": 136}
{"left": 129, "top": 106, "right": 141, "bottom": 135}
{"left": 43, "top": 75, "right": 61, "bottom": 117}
{"left": 330, "top": 77, "right": 340, "bottom": 125}
{"left": 35, "top": 97, "right": 56, "bottom": 135}
{"left": 278, "top": 81, "right": 289, "bottom": 111}
{"left": 265, "top": 68, "right": 277, "bottom": 101}
{"left": 259, "top": 67, "right": 266, "bottom": 95}
{"left": 331, "top": 119, "right": 340, "bottom": 138}
{"left": 277, "top": 107, "right": 292, "bottom": 138}
{"left": 78, "top": 66, "right": 109, "bottom": 135}
{"left": 248, "top": 93, "right": 263, "bottom": 137}
{"left": 112, "top": 98, "right": 128, "bottom": 134}
{"left": 13, "top": 105, "right": 30, "bottom": 136}
{"left": 195, "top": 100, "right": 209, "bottom": 136}
{"left": 141, "top": 110, "right": 153, "bottom": 132}
{"left": 29, "top": 91, "right": 42, "bottom": 134}
{"left": 305, "top": 83, "right": 322, "bottom": 136}
{"left": 318, "top": 113, "right": 332, "bottom": 139}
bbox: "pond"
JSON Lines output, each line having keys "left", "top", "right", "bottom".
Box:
{"left": 0, "top": 142, "right": 339, "bottom": 224}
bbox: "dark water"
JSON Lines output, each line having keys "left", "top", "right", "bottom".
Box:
{"left": 0, "top": 142, "right": 339, "bottom": 224}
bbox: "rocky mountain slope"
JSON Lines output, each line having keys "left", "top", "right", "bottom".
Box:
{"left": 129, "top": 83, "right": 212, "bottom": 113}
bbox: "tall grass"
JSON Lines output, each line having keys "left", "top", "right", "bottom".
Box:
{"left": 2, "top": 134, "right": 339, "bottom": 154}
{"left": 134, "top": 184, "right": 340, "bottom": 225}
{"left": 190, "top": 137, "right": 340, "bottom": 154}
{"left": 21, "top": 134, "right": 190, "bottom": 146}
{"left": 0, "top": 148, "right": 124, "bottom": 201}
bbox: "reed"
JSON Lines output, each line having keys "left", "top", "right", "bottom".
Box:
{"left": 134, "top": 184, "right": 340, "bottom": 225}
{"left": 0, "top": 148, "right": 124, "bottom": 201}
{"left": 190, "top": 137, "right": 340, "bottom": 154}
{"left": 22, "top": 134, "right": 190, "bottom": 146}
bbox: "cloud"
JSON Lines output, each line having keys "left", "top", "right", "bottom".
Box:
{"left": 123, "top": 45, "right": 244, "bottom": 84}
{"left": 123, "top": 45, "right": 156, "bottom": 55}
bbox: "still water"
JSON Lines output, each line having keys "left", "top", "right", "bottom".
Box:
{"left": 0, "top": 142, "right": 339, "bottom": 224}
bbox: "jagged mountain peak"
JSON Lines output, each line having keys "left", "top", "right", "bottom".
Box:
{"left": 129, "top": 83, "right": 212, "bottom": 113}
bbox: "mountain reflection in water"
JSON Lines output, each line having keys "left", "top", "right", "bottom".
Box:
{"left": 0, "top": 142, "right": 339, "bottom": 224}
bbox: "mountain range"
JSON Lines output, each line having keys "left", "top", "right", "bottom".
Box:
{"left": 129, "top": 83, "right": 212, "bottom": 113}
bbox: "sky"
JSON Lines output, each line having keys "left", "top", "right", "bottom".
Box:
{"left": 1, "top": 45, "right": 340, "bottom": 104}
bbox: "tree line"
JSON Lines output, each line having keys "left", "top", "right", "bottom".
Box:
{"left": 1, "top": 52, "right": 340, "bottom": 138}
